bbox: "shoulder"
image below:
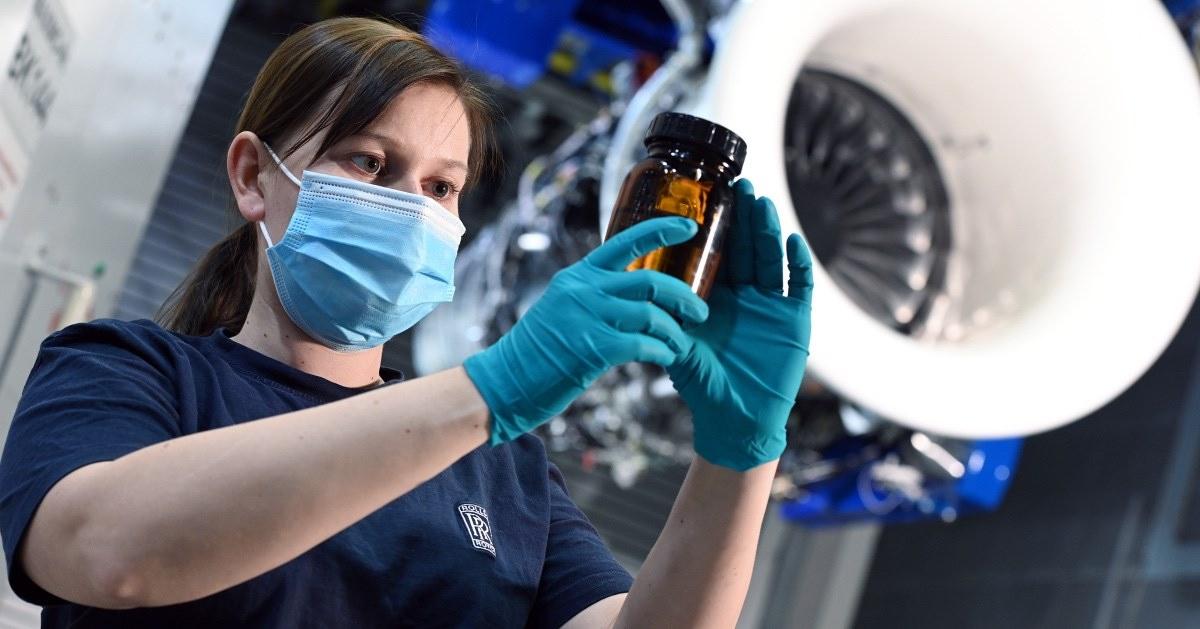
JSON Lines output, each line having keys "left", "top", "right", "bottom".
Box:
{"left": 457, "top": 434, "right": 556, "bottom": 500}
{"left": 488, "top": 434, "right": 551, "bottom": 475}
{"left": 31, "top": 318, "right": 201, "bottom": 381}
{"left": 49, "top": 317, "right": 175, "bottom": 344}
{"left": 44, "top": 318, "right": 189, "bottom": 356}
{"left": 504, "top": 433, "right": 550, "bottom": 459}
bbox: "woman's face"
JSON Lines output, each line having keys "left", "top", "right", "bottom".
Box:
{"left": 260, "top": 81, "right": 472, "bottom": 241}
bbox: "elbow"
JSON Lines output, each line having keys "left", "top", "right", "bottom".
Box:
{"left": 21, "top": 462, "right": 157, "bottom": 608}
{"left": 68, "top": 520, "right": 155, "bottom": 608}
{"left": 88, "top": 558, "right": 150, "bottom": 609}
{"left": 20, "top": 535, "right": 150, "bottom": 609}
{"left": 70, "top": 514, "right": 204, "bottom": 608}
{"left": 77, "top": 519, "right": 202, "bottom": 609}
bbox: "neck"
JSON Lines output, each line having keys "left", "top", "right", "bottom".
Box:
{"left": 231, "top": 266, "right": 385, "bottom": 388}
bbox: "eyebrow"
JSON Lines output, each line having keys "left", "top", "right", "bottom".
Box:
{"left": 351, "top": 131, "right": 469, "bottom": 177}
{"left": 436, "top": 158, "right": 469, "bottom": 175}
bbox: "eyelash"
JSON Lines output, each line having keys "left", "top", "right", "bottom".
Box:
{"left": 350, "top": 154, "right": 386, "bottom": 177}
{"left": 431, "top": 180, "right": 461, "bottom": 199}
{"left": 349, "top": 154, "right": 460, "bottom": 199}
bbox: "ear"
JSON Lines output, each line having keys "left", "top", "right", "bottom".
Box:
{"left": 227, "top": 131, "right": 268, "bottom": 223}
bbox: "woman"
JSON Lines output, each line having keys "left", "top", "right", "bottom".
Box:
{"left": 0, "top": 16, "right": 812, "bottom": 629}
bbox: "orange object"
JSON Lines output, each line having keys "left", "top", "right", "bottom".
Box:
{"left": 605, "top": 112, "right": 747, "bottom": 300}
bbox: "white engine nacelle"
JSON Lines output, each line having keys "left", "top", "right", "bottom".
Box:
{"left": 637, "top": 0, "right": 1200, "bottom": 438}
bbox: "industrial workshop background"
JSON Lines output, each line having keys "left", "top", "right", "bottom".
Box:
{"left": 1, "top": 1, "right": 1199, "bottom": 627}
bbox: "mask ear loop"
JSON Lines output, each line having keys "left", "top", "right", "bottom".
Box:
{"left": 259, "top": 140, "right": 302, "bottom": 249}
{"left": 262, "top": 141, "right": 303, "bottom": 187}
{"left": 258, "top": 222, "right": 276, "bottom": 249}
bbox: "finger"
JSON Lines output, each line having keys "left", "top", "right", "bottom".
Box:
{"left": 588, "top": 216, "right": 698, "bottom": 271}
{"left": 609, "top": 301, "right": 694, "bottom": 358}
{"left": 603, "top": 269, "right": 710, "bottom": 327}
{"left": 725, "top": 178, "right": 756, "bottom": 284}
{"left": 786, "top": 233, "right": 815, "bottom": 303}
{"left": 752, "top": 196, "right": 785, "bottom": 293}
{"left": 607, "top": 333, "right": 678, "bottom": 367}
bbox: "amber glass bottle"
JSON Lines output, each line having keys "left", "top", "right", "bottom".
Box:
{"left": 605, "top": 112, "right": 747, "bottom": 300}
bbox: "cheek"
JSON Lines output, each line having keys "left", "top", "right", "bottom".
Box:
{"left": 434, "top": 194, "right": 461, "bottom": 217}
{"left": 266, "top": 179, "right": 300, "bottom": 237}
{"left": 309, "top": 156, "right": 359, "bottom": 180}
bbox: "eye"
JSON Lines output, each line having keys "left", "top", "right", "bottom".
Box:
{"left": 350, "top": 154, "right": 384, "bottom": 176}
{"left": 430, "top": 180, "right": 459, "bottom": 200}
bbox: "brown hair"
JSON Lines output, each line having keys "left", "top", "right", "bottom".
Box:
{"left": 157, "top": 17, "right": 498, "bottom": 336}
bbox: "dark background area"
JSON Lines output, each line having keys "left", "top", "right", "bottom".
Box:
{"left": 857, "top": 296, "right": 1200, "bottom": 628}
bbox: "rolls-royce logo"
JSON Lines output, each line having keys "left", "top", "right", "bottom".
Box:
{"left": 458, "top": 503, "right": 496, "bottom": 557}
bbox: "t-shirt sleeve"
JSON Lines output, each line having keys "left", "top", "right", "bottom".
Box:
{"left": 526, "top": 463, "right": 633, "bottom": 629}
{"left": 0, "top": 321, "right": 181, "bottom": 605}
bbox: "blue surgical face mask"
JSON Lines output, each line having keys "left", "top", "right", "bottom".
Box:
{"left": 259, "top": 143, "right": 465, "bottom": 352}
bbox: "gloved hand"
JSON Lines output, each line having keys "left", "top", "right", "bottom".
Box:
{"left": 667, "top": 179, "right": 814, "bottom": 471}
{"left": 465, "top": 217, "right": 710, "bottom": 446}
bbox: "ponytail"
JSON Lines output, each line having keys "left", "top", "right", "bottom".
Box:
{"left": 156, "top": 222, "right": 259, "bottom": 336}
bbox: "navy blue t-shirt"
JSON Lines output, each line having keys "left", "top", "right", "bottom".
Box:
{"left": 0, "top": 319, "right": 632, "bottom": 628}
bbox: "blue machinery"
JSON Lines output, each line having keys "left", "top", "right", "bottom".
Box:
{"left": 778, "top": 434, "right": 1022, "bottom": 526}
{"left": 425, "top": 0, "right": 679, "bottom": 95}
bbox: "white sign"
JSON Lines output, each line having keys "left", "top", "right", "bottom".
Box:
{"left": 0, "top": 0, "right": 73, "bottom": 239}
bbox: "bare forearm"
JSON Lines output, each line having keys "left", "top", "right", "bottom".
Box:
{"left": 22, "top": 367, "right": 489, "bottom": 608}
{"left": 616, "top": 457, "right": 777, "bottom": 628}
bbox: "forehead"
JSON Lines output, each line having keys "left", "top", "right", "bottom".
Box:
{"left": 366, "top": 82, "right": 470, "bottom": 162}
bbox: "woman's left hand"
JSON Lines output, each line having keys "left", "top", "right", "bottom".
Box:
{"left": 667, "top": 179, "right": 814, "bottom": 471}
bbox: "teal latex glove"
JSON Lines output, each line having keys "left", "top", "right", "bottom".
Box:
{"left": 667, "top": 179, "right": 814, "bottom": 471}
{"left": 465, "top": 217, "right": 710, "bottom": 446}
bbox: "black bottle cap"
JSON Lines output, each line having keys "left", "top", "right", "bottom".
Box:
{"left": 644, "top": 112, "right": 747, "bottom": 174}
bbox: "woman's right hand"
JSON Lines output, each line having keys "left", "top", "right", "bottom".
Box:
{"left": 463, "top": 216, "right": 709, "bottom": 445}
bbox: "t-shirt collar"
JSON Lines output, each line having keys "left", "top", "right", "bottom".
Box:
{"left": 210, "top": 327, "right": 405, "bottom": 401}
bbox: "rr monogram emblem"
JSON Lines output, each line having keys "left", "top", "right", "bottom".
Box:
{"left": 457, "top": 503, "right": 496, "bottom": 557}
